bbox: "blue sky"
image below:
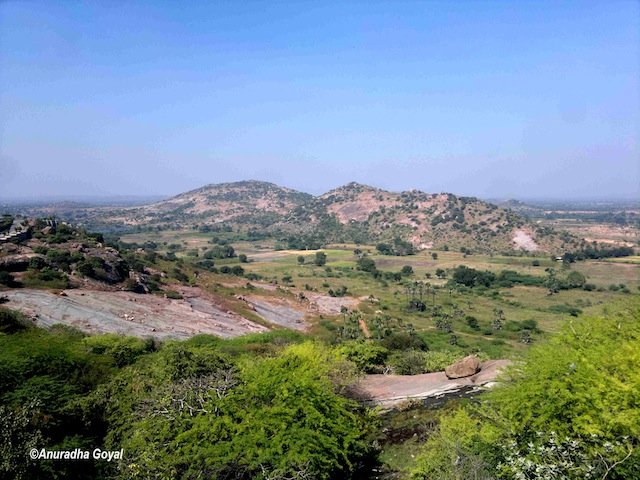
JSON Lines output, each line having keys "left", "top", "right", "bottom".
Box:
{"left": 1, "top": 1, "right": 638, "bottom": 199}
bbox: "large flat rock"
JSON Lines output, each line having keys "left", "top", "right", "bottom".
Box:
{"left": 355, "top": 360, "right": 512, "bottom": 408}
{"left": 2, "top": 288, "right": 268, "bottom": 339}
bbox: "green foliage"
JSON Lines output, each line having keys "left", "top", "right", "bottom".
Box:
{"left": 204, "top": 244, "right": 236, "bottom": 259}
{"left": 0, "top": 326, "right": 116, "bottom": 479}
{"left": 0, "top": 214, "right": 13, "bottom": 233}
{"left": 565, "top": 270, "right": 587, "bottom": 288}
{"left": 164, "top": 290, "right": 183, "bottom": 299}
{"left": 380, "top": 331, "right": 427, "bottom": 351}
{"left": 83, "top": 335, "right": 154, "bottom": 367}
{"left": 0, "top": 400, "right": 44, "bottom": 480}
{"left": 376, "top": 238, "right": 415, "bottom": 256}
{"left": 451, "top": 265, "right": 496, "bottom": 287}
{"left": 109, "top": 342, "right": 374, "bottom": 480}
{"left": 0, "top": 307, "right": 31, "bottom": 334}
{"left": 422, "top": 350, "right": 465, "bottom": 373}
{"left": 338, "top": 341, "right": 389, "bottom": 373}
{"left": 400, "top": 265, "right": 414, "bottom": 276}
{"left": 466, "top": 315, "right": 480, "bottom": 330}
{"left": 388, "top": 349, "right": 430, "bottom": 375}
{"left": 315, "top": 251, "right": 327, "bottom": 266}
{"left": 21, "top": 268, "right": 69, "bottom": 289}
{"left": 413, "top": 299, "right": 640, "bottom": 479}
{"left": 412, "top": 409, "right": 497, "bottom": 480}
{"left": 356, "top": 256, "right": 377, "bottom": 273}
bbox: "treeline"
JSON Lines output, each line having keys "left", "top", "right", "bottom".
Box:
{"left": 448, "top": 265, "right": 544, "bottom": 288}
{"left": 564, "top": 245, "right": 635, "bottom": 262}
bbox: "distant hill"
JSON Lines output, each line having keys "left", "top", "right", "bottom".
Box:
{"left": 10, "top": 181, "right": 585, "bottom": 254}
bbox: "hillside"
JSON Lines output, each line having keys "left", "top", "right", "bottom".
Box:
{"left": 306, "top": 182, "right": 570, "bottom": 252}
{"left": 13, "top": 181, "right": 585, "bottom": 254}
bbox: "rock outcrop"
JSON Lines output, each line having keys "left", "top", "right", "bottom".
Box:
{"left": 445, "top": 355, "right": 481, "bottom": 379}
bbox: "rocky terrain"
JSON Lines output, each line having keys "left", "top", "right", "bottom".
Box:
{"left": 355, "top": 358, "right": 512, "bottom": 408}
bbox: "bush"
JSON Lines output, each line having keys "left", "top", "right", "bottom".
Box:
{"left": 337, "top": 341, "right": 388, "bottom": 373}
{"left": 466, "top": 315, "right": 480, "bottom": 330}
{"left": 356, "top": 256, "right": 377, "bottom": 273}
{"left": 83, "top": 334, "right": 153, "bottom": 367}
{"left": 381, "top": 332, "right": 427, "bottom": 351}
{"left": 0, "top": 307, "right": 31, "bottom": 334}
{"left": 109, "top": 342, "right": 375, "bottom": 479}
{"left": 422, "top": 350, "right": 464, "bottom": 373}
{"left": 388, "top": 349, "right": 430, "bottom": 375}
{"left": 413, "top": 299, "right": 640, "bottom": 480}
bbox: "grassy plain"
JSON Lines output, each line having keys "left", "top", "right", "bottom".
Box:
{"left": 120, "top": 230, "right": 639, "bottom": 361}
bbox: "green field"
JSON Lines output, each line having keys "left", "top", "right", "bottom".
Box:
{"left": 120, "top": 230, "right": 639, "bottom": 362}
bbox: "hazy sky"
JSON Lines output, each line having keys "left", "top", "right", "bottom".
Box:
{"left": 1, "top": 1, "right": 638, "bottom": 200}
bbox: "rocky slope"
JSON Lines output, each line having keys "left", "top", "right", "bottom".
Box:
{"left": 14, "top": 181, "right": 583, "bottom": 253}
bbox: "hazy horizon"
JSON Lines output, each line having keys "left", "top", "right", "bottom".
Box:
{"left": 0, "top": 179, "right": 637, "bottom": 205}
{"left": 1, "top": 2, "right": 638, "bottom": 200}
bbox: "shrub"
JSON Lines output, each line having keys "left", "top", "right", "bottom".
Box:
{"left": 388, "top": 349, "right": 429, "bottom": 375}
{"left": 337, "top": 341, "right": 388, "bottom": 373}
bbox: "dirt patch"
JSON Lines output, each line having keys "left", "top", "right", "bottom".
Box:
{"left": 3, "top": 288, "right": 267, "bottom": 340}
{"left": 354, "top": 360, "right": 511, "bottom": 408}
{"left": 304, "top": 291, "right": 363, "bottom": 315}
{"left": 512, "top": 229, "right": 539, "bottom": 251}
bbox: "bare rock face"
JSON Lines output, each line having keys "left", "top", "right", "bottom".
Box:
{"left": 445, "top": 355, "right": 481, "bottom": 379}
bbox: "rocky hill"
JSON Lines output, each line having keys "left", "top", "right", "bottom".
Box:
{"left": 0, "top": 218, "right": 150, "bottom": 292}
{"left": 13, "top": 182, "right": 584, "bottom": 254}
{"left": 290, "top": 182, "right": 575, "bottom": 253}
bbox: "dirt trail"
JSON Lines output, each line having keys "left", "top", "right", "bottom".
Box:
{"left": 359, "top": 318, "right": 371, "bottom": 338}
{"left": 354, "top": 360, "right": 511, "bottom": 408}
{"left": 3, "top": 289, "right": 268, "bottom": 339}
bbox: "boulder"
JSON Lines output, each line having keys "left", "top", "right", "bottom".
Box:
{"left": 445, "top": 355, "right": 481, "bottom": 379}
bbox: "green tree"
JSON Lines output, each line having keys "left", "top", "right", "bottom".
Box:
{"left": 109, "top": 342, "right": 375, "bottom": 480}
{"left": 412, "top": 299, "right": 640, "bottom": 480}
{"left": 566, "top": 270, "right": 586, "bottom": 288}
{"left": 356, "top": 256, "right": 377, "bottom": 273}
{"left": 315, "top": 251, "right": 327, "bottom": 266}
{"left": 401, "top": 265, "right": 414, "bottom": 276}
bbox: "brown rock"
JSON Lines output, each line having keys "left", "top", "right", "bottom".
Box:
{"left": 444, "top": 355, "right": 481, "bottom": 379}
